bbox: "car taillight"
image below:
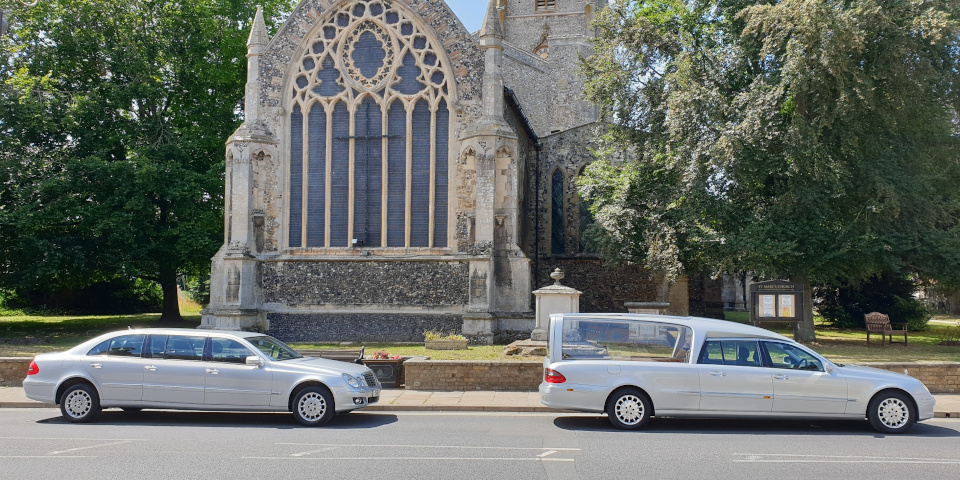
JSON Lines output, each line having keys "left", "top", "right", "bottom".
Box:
{"left": 544, "top": 368, "right": 566, "bottom": 384}
{"left": 27, "top": 360, "right": 39, "bottom": 376}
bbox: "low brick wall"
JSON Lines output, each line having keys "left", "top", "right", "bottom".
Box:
{"left": 403, "top": 360, "right": 543, "bottom": 391}
{"left": 860, "top": 363, "right": 960, "bottom": 394}
{"left": 0, "top": 358, "right": 31, "bottom": 386}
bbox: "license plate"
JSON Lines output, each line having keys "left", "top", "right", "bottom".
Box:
{"left": 372, "top": 389, "right": 381, "bottom": 397}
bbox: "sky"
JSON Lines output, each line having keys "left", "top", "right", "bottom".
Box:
{"left": 444, "top": 0, "right": 488, "bottom": 33}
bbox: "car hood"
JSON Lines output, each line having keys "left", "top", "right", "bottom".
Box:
{"left": 277, "top": 356, "right": 371, "bottom": 375}
{"left": 838, "top": 363, "right": 921, "bottom": 383}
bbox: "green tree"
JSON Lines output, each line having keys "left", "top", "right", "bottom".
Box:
{"left": 579, "top": 0, "right": 960, "bottom": 341}
{"left": 0, "top": 0, "right": 291, "bottom": 320}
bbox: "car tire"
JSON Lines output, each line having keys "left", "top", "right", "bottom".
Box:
{"left": 292, "top": 386, "right": 334, "bottom": 427}
{"left": 606, "top": 388, "right": 652, "bottom": 430}
{"left": 60, "top": 384, "right": 102, "bottom": 423}
{"left": 867, "top": 391, "right": 916, "bottom": 434}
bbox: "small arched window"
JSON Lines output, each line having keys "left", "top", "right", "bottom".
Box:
{"left": 551, "top": 169, "right": 565, "bottom": 255}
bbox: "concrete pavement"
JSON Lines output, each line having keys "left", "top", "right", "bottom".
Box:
{"left": 2, "top": 385, "right": 958, "bottom": 417}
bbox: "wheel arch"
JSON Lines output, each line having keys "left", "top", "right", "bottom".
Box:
{"left": 867, "top": 387, "right": 917, "bottom": 418}
{"left": 287, "top": 380, "right": 334, "bottom": 412}
{"left": 605, "top": 385, "right": 655, "bottom": 417}
{"left": 55, "top": 377, "right": 99, "bottom": 405}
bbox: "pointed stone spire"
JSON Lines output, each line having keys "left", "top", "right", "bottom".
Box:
{"left": 247, "top": 6, "right": 269, "bottom": 52}
{"left": 480, "top": 0, "right": 502, "bottom": 39}
{"left": 244, "top": 7, "right": 269, "bottom": 125}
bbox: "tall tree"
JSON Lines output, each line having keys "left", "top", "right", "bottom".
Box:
{"left": 579, "top": 0, "right": 960, "bottom": 340}
{"left": 0, "top": 0, "right": 291, "bottom": 320}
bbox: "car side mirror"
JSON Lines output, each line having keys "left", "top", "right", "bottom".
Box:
{"left": 824, "top": 363, "right": 834, "bottom": 374}
{"left": 246, "top": 356, "right": 264, "bottom": 367}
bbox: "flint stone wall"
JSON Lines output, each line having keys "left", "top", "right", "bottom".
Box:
{"left": 266, "top": 313, "right": 463, "bottom": 343}
{"left": 261, "top": 261, "right": 469, "bottom": 306}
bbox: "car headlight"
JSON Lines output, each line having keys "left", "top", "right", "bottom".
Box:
{"left": 342, "top": 373, "right": 363, "bottom": 388}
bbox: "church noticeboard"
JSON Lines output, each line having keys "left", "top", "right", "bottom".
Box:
{"left": 749, "top": 281, "right": 802, "bottom": 325}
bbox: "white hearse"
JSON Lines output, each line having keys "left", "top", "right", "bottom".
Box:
{"left": 539, "top": 313, "right": 935, "bottom": 433}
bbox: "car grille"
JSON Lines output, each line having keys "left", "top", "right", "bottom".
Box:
{"left": 364, "top": 372, "right": 378, "bottom": 387}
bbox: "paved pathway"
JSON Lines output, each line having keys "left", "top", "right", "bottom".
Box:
{"left": 2, "top": 385, "right": 958, "bottom": 417}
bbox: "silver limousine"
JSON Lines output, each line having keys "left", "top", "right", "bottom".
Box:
{"left": 23, "top": 328, "right": 380, "bottom": 426}
{"left": 539, "top": 314, "right": 935, "bottom": 433}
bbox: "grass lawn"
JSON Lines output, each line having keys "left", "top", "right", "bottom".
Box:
{"left": 2, "top": 304, "right": 959, "bottom": 363}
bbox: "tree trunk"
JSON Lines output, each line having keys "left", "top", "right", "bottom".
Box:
{"left": 158, "top": 268, "right": 183, "bottom": 324}
{"left": 793, "top": 275, "right": 816, "bottom": 343}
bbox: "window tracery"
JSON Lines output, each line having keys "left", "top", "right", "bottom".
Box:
{"left": 287, "top": 0, "right": 451, "bottom": 249}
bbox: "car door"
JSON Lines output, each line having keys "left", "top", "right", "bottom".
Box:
{"left": 203, "top": 337, "right": 273, "bottom": 407}
{"left": 141, "top": 334, "right": 207, "bottom": 405}
{"left": 82, "top": 334, "right": 146, "bottom": 402}
{"left": 762, "top": 341, "right": 848, "bottom": 414}
{"left": 696, "top": 340, "right": 773, "bottom": 413}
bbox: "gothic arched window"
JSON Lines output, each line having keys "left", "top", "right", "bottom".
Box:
{"left": 551, "top": 169, "right": 565, "bottom": 255}
{"left": 287, "top": 2, "right": 451, "bottom": 249}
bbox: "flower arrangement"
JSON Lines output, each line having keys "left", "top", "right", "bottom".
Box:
{"left": 372, "top": 350, "right": 401, "bottom": 360}
{"left": 423, "top": 330, "right": 467, "bottom": 341}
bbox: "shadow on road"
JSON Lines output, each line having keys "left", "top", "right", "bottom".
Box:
{"left": 35, "top": 409, "right": 399, "bottom": 429}
{"left": 552, "top": 415, "right": 960, "bottom": 437}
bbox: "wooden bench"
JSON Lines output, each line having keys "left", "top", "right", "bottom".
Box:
{"left": 865, "top": 312, "right": 908, "bottom": 345}
{"left": 300, "top": 347, "right": 365, "bottom": 364}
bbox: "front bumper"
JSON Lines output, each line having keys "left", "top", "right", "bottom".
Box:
{"left": 916, "top": 392, "right": 936, "bottom": 421}
{"left": 332, "top": 385, "right": 381, "bottom": 412}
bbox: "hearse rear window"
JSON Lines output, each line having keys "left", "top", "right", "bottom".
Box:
{"left": 561, "top": 318, "right": 691, "bottom": 362}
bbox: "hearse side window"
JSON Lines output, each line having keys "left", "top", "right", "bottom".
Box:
{"left": 560, "top": 318, "right": 692, "bottom": 362}
{"left": 88, "top": 334, "right": 145, "bottom": 357}
{"left": 697, "top": 340, "right": 761, "bottom": 367}
{"left": 762, "top": 341, "right": 823, "bottom": 371}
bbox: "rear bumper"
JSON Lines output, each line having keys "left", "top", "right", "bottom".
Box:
{"left": 22, "top": 378, "right": 57, "bottom": 404}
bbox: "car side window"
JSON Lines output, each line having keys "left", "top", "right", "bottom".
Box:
{"left": 699, "top": 341, "right": 724, "bottom": 364}
{"left": 209, "top": 338, "right": 254, "bottom": 364}
{"left": 763, "top": 341, "right": 823, "bottom": 371}
{"left": 163, "top": 335, "right": 206, "bottom": 361}
{"left": 88, "top": 334, "right": 145, "bottom": 357}
{"left": 144, "top": 335, "right": 168, "bottom": 359}
{"left": 698, "top": 340, "right": 761, "bottom": 367}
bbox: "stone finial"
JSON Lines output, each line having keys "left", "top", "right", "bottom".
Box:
{"left": 247, "top": 7, "right": 269, "bottom": 51}
{"left": 480, "top": 0, "right": 503, "bottom": 39}
{"left": 550, "top": 268, "right": 565, "bottom": 285}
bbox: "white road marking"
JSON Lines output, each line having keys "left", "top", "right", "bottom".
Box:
{"left": 538, "top": 450, "right": 558, "bottom": 458}
{"left": 290, "top": 447, "right": 339, "bottom": 457}
{"left": 0, "top": 456, "right": 88, "bottom": 459}
{"left": 277, "top": 442, "right": 580, "bottom": 452}
{"left": 733, "top": 453, "right": 960, "bottom": 465}
{"left": 48, "top": 440, "right": 134, "bottom": 455}
{"left": 242, "top": 456, "right": 574, "bottom": 462}
{"left": 0, "top": 437, "right": 145, "bottom": 442}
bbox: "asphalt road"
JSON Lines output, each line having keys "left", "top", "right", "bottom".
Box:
{"left": 1, "top": 409, "right": 958, "bottom": 480}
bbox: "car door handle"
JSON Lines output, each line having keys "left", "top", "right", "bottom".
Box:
{"left": 774, "top": 374, "right": 790, "bottom": 380}
{"left": 89, "top": 363, "right": 102, "bottom": 369}
{"left": 144, "top": 365, "right": 157, "bottom": 372}
{"left": 206, "top": 368, "right": 220, "bottom": 375}
{"left": 709, "top": 371, "right": 726, "bottom": 377}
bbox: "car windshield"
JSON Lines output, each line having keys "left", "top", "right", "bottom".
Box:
{"left": 247, "top": 335, "right": 303, "bottom": 361}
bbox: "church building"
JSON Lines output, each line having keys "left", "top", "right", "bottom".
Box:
{"left": 200, "top": 0, "right": 694, "bottom": 343}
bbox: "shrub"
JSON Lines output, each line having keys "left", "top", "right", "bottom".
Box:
{"left": 816, "top": 274, "right": 930, "bottom": 331}
{"left": 424, "top": 330, "right": 466, "bottom": 341}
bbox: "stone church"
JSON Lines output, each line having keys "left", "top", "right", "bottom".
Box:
{"left": 201, "top": 0, "right": 703, "bottom": 343}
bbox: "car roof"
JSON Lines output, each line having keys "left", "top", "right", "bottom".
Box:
{"left": 112, "top": 328, "right": 267, "bottom": 339}
{"left": 554, "top": 313, "right": 793, "bottom": 342}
